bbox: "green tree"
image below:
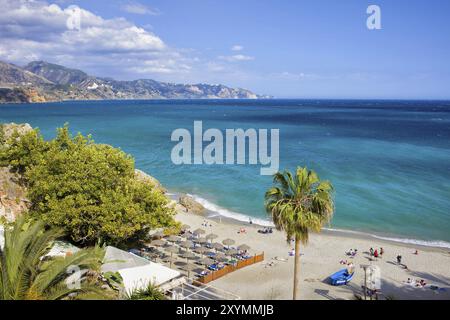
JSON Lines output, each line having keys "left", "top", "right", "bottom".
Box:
{"left": 0, "top": 127, "right": 48, "bottom": 173}
{"left": 265, "top": 167, "right": 334, "bottom": 300}
{"left": 1, "top": 125, "right": 176, "bottom": 245}
{"left": 0, "top": 216, "right": 105, "bottom": 300}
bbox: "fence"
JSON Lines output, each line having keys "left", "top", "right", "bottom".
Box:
{"left": 195, "top": 252, "right": 264, "bottom": 285}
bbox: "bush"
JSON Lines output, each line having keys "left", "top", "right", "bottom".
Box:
{"left": 0, "top": 125, "right": 176, "bottom": 245}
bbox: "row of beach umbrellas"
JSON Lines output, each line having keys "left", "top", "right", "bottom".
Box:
{"left": 148, "top": 225, "right": 251, "bottom": 277}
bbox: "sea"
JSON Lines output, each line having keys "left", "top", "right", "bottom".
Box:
{"left": 1, "top": 99, "right": 450, "bottom": 248}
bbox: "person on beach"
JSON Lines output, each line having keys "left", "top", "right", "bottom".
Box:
{"left": 346, "top": 262, "right": 354, "bottom": 274}
{"left": 397, "top": 254, "right": 402, "bottom": 264}
{"left": 374, "top": 249, "right": 379, "bottom": 258}
{"left": 380, "top": 247, "right": 384, "bottom": 257}
{"left": 370, "top": 247, "right": 374, "bottom": 256}
{"left": 414, "top": 249, "right": 419, "bottom": 255}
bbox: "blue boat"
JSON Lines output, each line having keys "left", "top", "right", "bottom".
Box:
{"left": 329, "top": 268, "right": 354, "bottom": 286}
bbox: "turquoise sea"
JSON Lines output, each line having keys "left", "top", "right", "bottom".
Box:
{"left": 1, "top": 99, "right": 450, "bottom": 247}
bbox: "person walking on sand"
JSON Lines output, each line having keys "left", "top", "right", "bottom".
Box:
{"left": 397, "top": 254, "right": 402, "bottom": 265}
{"left": 370, "top": 247, "right": 374, "bottom": 256}
{"left": 346, "top": 262, "right": 354, "bottom": 275}
{"left": 380, "top": 247, "right": 384, "bottom": 258}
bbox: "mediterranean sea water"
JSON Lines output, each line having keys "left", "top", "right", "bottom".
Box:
{"left": 1, "top": 99, "right": 449, "bottom": 247}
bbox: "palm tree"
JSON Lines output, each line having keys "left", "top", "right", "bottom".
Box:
{"left": 265, "top": 166, "right": 334, "bottom": 300}
{"left": 126, "top": 283, "right": 166, "bottom": 300}
{"left": 0, "top": 216, "right": 106, "bottom": 300}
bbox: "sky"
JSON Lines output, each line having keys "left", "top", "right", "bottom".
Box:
{"left": 0, "top": 0, "right": 449, "bottom": 99}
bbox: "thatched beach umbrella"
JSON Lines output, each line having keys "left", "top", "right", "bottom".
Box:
{"left": 212, "top": 242, "right": 224, "bottom": 251}
{"left": 205, "top": 233, "right": 218, "bottom": 242}
{"left": 226, "top": 248, "right": 238, "bottom": 256}
{"left": 238, "top": 244, "right": 251, "bottom": 251}
{"left": 165, "top": 245, "right": 179, "bottom": 254}
{"left": 180, "top": 240, "right": 194, "bottom": 250}
{"left": 214, "top": 252, "right": 228, "bottom": 262}
{"left": 162, "top": 255, "right": 177, "bottom": 268}
{"left": 222, "top": 238, "right": 235, "bottom": 248}
{"left": 181, "top": 251, "right": 196, "bottom": 263}
{"left": 150, "top": 239, "right": 166, "bottom": 247}
{"left": 193, "top": 228, "right": 206, "bottom": 236}
{"left": 164, "top": 245, "right": 179, "bottom": 268}
{"left": 194, "top": 246, "right": 208, "bottom": 257}
{"left": 199, "top": 257, "right": 214, "bottom": 267}
{"left": 166, "top": 235, "right": 180, "bottom": 243}
{"left": 181, "top": 224, "right": 191, "bottom": 231}
{"left": 180, "top": 232, "right": 191, "bottom": 238}
{"left": 181, "top": 263, "right": 197, "bottom": 278}
{"left": 195, "top": 237, "right": 207, "bottom": 244}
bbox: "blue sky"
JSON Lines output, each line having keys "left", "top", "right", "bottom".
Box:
{"left": 1, "top": 0, "right": 449, "bottom": 98}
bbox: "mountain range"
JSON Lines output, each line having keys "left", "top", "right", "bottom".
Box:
{"left": 0, "top": 60, "right": 268, "bottom": 103}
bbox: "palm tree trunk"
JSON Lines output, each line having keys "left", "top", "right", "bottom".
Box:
{"left": 293, "top": 237, "right": 301, "bottom": 300}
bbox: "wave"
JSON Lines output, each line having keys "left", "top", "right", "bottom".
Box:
{"left": 324, "top": 228, "right": 450, "bottom": 249}
{"left": 186, "top": 193, "right": 275, "bottom": 227}
{"left": 181, "top": 193, "right": 450, "bottom": 249}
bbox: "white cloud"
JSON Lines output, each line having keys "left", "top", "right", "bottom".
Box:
{"left": 231, "top": 45, "right": 244, "bottom": 51}
{"left": 0, "top": 0, "right": 188, "bottom": 79}
{"left": 122, "top": 2, "right": 161, "bottom": 15}
{"left": 218, "top": 54, "right": 254, "bottom": 62}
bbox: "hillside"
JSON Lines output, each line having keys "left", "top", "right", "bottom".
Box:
{"left": 0, "top": 60, "right": 269, "bottom": 103}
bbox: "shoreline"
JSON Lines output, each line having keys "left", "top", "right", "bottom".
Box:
{"left": 168, "top": 191, "right": 450, "bottom": 251}
{"left": 174, "top": 209, "right": 450, "bottom": 300}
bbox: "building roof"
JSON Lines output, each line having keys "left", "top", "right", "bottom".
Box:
{"left": 101, "top": 246, "right": 150, "bottom": 273}
{"left": 118, "top": 263, "right": 181, "bottom": 294}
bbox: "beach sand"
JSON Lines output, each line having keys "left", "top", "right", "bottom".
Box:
{"left": 175, "top": 209, "right": 450, "bottom": 300}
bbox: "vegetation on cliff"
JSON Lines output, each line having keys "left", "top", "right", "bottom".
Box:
{"left": 0, "top": 124, "right": 176, "bottom": 246}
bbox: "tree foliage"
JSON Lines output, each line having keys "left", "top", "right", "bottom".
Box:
{"left": 0, "top": 125, "right": 176, "bottom": 245}
{"left": 126, "top": 283, "right": 166, "bottom": 300}
{"left": 0, "top": 216, "right": 106, "bottom": 300}
{"left": 265, "top": 166, "right": 334, "bottom": 244}
{"left": 265, "top": 166, "right": 334, "bottom": 299}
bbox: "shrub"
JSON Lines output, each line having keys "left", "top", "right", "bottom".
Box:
{"left": 1, "top": 124, "right": 176, "bottom": 246}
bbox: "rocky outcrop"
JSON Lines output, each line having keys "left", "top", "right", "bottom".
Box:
{"left": 178, "top": 194, "right": 205, "bottom": 215}
{"left": 0, "top": 167, "right": 29, "bottom": 222}
{"left": 0, "top": 123, "right": 33, "bottom": 221}
{"left": 134, "top": 169, "right": 166, "bottom": 193}
{"left": 1, "top": 122, "right": 33, "bottom": 142}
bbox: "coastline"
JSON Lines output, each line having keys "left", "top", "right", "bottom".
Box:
{"left": 168, "top": 191, "right": 450, "bottom": 251}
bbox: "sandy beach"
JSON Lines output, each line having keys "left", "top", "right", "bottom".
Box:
{"left": 175, "top": 209, "right": 450, "bottom": 300}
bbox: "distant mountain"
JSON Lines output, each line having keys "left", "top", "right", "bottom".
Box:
{"left": 0, "top": 60, "right": 270, "bottom": 103}
{"left": 24, "top": 61, "right": 90, "bottom": 86}
{"left": 0, "top": 61, "right": 52, "bottom": 86}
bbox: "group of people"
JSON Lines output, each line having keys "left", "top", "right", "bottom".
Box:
{"left": 369, "top": 247, "right": 384, "bottom": 258}
{"left": 406, "top": 278, "right": 427, "bottom": 288}
{"left": 201, "top": 220, "right": 213, "bottom": 227}
{"left": 258, "top": 227, "right": 273, "bottom": 234}
{"left": 238, "top": 227, "right": 247, "bottom": 234}
{"left": 346, "top": 249, "right": 358, "bottom": 257}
